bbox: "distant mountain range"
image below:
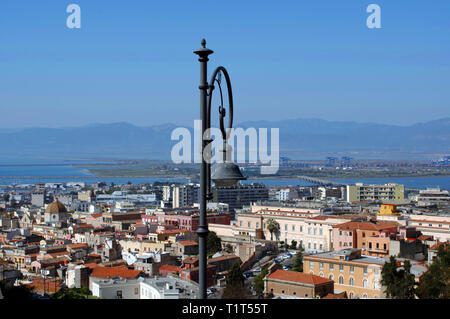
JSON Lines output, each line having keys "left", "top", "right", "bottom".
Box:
{"left": 0, "top": 118, "right": 448, "bottom": 160}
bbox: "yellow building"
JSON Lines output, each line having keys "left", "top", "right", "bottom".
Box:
{"left": 303, "top": 249, "right": 385, "bottom": 299}
{"left": 346, "top": 183, "right": 404, "bottom": 203}
{"left": 378, "top": 204, "right": 401, "bottom": 216}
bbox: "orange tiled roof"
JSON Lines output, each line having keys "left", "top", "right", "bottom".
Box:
{"left": 333, "top": 221, "right": 393, "bottom": 231}
{"left": 91, "top": 265, "right": 141, "bottom": 279}
{"left": 267, "top": 270, "right": 333, "bottom": 286}
{"left": 159, "top": 265, "right": 181, "bottom": 272}
{"left": 178, "top": 240, "right": 198, "bottom": 246}
{"left": 68, "top": 243, "right": 88, "bottom": 249}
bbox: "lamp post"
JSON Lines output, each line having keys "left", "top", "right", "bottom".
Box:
{"left": 194, "top": 39, "right": 246, "bottom": 299}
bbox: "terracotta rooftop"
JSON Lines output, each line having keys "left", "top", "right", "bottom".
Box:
{"left": 159, "top": 265, "right": 182, "bottom": 272}
{"left": 68, "top": 243, "right": 88, "bottom": 249}
{"left": 333, "top": 221, "right": 395, "bottom": 231}
{"left": 267, "top": 270, "right": 333, "bottom": 285}
{"left": 91, "top": 265, "right": 141, "bottom": 279}
{"left": 178, "top": 240, "right": 198, "bottom": 246}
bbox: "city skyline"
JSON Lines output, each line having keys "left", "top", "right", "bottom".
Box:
{"left": 1, "top": 0, "right": 449, "bottom": 128}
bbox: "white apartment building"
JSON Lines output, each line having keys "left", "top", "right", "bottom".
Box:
{"left": 91, "top": 276, "right": 198, "bottom": 299}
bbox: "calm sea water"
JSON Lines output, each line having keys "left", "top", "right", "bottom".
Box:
{"left": 0, "top": 161, "right": 448, "bottom": 190}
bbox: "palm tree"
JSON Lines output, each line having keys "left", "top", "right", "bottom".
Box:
{"left": 266, "top": 218, "right": 279, "bottom": 241}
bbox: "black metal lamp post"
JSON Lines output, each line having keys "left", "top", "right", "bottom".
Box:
{"left": 194, "top": 39, "right": 246, "bottom": 299}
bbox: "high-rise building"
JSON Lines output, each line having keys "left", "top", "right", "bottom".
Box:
{"left": 212, "top": 183, "right": 269, "bottom": 218}
{"left": 172, "top": 184, "right": 200, "bottom": 208}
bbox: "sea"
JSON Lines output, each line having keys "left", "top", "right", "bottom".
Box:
{"left": 0, "top": 157, "right": 448, "bottom": 190}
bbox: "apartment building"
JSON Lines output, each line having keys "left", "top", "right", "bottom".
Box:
{"left": 304, "top": 248, "right": 385, "bottom": 299}
{"left": 212, "top": 183, "right": 269, "bottom": 216}
{"left": 172, "top": 184, "right": 200, "bottom": 208}
{"left": 347, "top": 183, "right": 404, "bottom": 203}
{"left": 332, "top": 221, "right": 398, "bottom": 256}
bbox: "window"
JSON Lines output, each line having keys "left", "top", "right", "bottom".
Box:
{"left": 319, "top": 272, "right": 324, "bottom": 277}
{"left": 313, "top": 243, "right": 317, "bottom": 250}
{"left": 308, "top": 242, "right": 311, "bottom": 249}
{"left": 329, "top": 264, "right": 334, "bottom": 270}
{"left": 116, "top": 290, "right": 123, "bottom": 299}
{"left": 349, "top": 278, "right": 354, "bottom": 286}
{"left": 308, "top": 228, "right": 311, "bottom": 235}
{"left": 310, "top": 262, "right": 314, "bottom": 270}
{"left": 374, "top": 268, "right": 379, "bottom": 276}
{"left": 350, "top": 266, "right": 354, "bottom": 273}
{"left": 248, "top": 222, "right": 251, "bottom": 228}
{"left": 314, "top": 229, "right": 317, "bottom": 235}
{"left": 329, "top": 274, "right": 334, "bottom": 280}
{"left": 369, "top": 242, "right": 372, "bottom": 249}
{"left": 362, "top": 232, "right": 365, "bottom": 238}
{"left": 364, "top": 268, "right": 368, "bottom": 276}
{"left": 320, "top": 262, "right": 324, "bottom": 270}
{"left": 439, "top": 224, "right": 442, "bottom": 228}
{"left": 383, "top": 243, "right": 386, "bottom": 250}
{"left": 319, "top": 229, "right": 323, "bottom": 236}
{"left": 319, "top": 244, "right": 323, "bottom": 250}
{"left": 363, "top": 279, "right": 368, "bottom": 288}
{"left": 339, "top": 264, "right": 344, "bottom": 272}
{"left": 376, "top": 243, "right": 379, "bottom": 249}
{"left": 339, "top": 276, "right": 344, "bottom": 284}
{"left": 339, "top": 231, "right": 342, "bottom": 236}
{"left": 284, "top": 224, "right": 288, "bottom": 231}
{"left": 349, "top": 292, "right": 354, "bottom": 299}
{"left": 300, "top": 226, "right": 303, "bottom": 232}
{"left": 239, "top": 221, "right": 242, "bottom": 227}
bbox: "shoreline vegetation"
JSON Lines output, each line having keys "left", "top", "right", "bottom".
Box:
{"left": 83, "top": 168, "right": 450, "bottom": 180}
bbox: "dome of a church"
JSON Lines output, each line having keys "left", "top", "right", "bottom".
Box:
{"left": 45, "top": 199, "right": 67, "bottom": 214}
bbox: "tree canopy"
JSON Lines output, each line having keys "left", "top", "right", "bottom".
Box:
{"left": 416, "top": 243, "right": 450, "bottom": 299}
{"left": 381, "top": 256, "right": 416, "bottom": 299}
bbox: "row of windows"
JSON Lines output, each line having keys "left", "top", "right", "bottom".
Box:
{"left": 309, "top": 262, "right": 372, "bottom": 275}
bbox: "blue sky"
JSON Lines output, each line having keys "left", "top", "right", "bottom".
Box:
{"left": 0, "top": 0, "right": 449, "bottom": 128}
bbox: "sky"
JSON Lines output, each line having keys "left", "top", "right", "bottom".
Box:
{"left": 0, "top": 0, "right": 449, "bottom": 128}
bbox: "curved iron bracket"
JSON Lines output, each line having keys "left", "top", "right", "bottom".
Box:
{"left": 206, "top": 66, "right": 234, "bottom": 142}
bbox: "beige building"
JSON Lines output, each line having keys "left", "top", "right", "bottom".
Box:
{"left": 346, "top": 183, "right": 404, "bottom": 203}
{"left": 235, "top": 208, "right": 355, "bottom": 253}
{"left": 119, "top": 238, "right": 171, "bottom": 254}
{"left": 304, "top": 248, "right": 385, "bottom": 299}
{"left": 264, "top": 269, "right": 334, "bottom": 298}
{"left": 407, "top": 214, "right": 450, "bottom": 242}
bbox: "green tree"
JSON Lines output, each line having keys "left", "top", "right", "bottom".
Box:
{"left": 381, "top": 256, "right": 416, "bottom": 299}
{"left": 290, "top": 240, "right": 297, "bottom": 250}
{"left": 292, "top": 250, "right": 304, "bottom": 272}
{"left": 254, "top": 265, "right": 270, "bottom": 294}
{"left": 222, "top": 263, "right": 253, "bottom": 299}
{"left": 266, "top": 218, "right": 279, "bottom": 241}
{"left": 52, "top": 287, "right": 92, "bottom": 299}
{"left": 416, "top": 244, "right": 450, "bottom": 299}
{"left": 207, "top": 231, "right": 222, "bottom": 257}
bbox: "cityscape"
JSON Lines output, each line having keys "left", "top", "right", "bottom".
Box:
{"left": 0, "top": 0, "right": 449, "bottom": 309}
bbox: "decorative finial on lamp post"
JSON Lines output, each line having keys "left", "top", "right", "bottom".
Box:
{"left": 201, "top": 39, "right": 206, "bottom": 48}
